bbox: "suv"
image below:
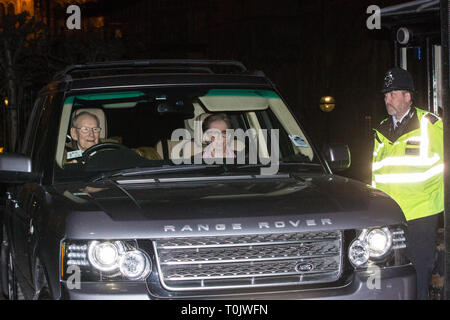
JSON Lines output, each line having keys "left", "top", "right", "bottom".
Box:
{"left": 0, "top": 60, "right": 415, "bottom": 300}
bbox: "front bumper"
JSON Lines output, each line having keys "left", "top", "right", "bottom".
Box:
{"left": 62, "top": 265, "right": 416, "bottom": 300}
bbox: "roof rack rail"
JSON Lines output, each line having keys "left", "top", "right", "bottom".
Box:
{"left": 53, "top": 59, "right": 249, "bottom": 80}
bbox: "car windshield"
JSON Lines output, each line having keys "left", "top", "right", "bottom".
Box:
{"left": 54, "top": 86, "right": 321, "bottom": 181}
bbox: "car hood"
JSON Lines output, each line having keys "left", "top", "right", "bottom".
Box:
{"left": 52, "top": 173, "right": 405, "bottom": 238}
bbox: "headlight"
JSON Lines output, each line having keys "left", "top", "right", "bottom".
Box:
{"left": 348, "top": 226, "right": 406, "bottom": 268}
{"left": 88, "top": 241, "right": 121, "bottom": 272}
{"left": 62, "top": 240, "right": 152, "bottom": 282}
{"left": 366, "top": 228, "right": 392, "bottom": 258}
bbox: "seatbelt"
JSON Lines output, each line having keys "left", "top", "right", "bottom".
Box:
{"left": 162, "top": 140, "right": 169, "bottom": 160}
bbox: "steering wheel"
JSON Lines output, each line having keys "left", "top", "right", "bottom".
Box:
{"left": 81, "top": 142, "right": 129, "bottom": 163}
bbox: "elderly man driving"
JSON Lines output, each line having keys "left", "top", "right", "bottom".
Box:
{"left": 65, "top": 111, "right": 102, "bottom": 162}
{"left": 70, "top": 111, "right": 102, "bottom": 152}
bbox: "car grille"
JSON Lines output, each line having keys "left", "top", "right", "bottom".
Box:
{"left": 153, "top": 231, "right": 343, "bottom": 291}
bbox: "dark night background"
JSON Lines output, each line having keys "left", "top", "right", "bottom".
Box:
{"left": 0, "top": 0, "right": 416, "bottom": 183}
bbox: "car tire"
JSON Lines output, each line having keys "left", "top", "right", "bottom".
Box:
{"left": 1, "top": 225, "right": 9, "bottom": 298}
{"left": 34, "top": 258, "right": 52, "bottom": 300}
{"left": 1, "top": 226, "right": 23, "bottom": 300}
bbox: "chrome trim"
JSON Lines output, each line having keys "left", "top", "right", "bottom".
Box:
{"left": 159, "top": 253, "right": 339, "bottom": 265}
{"left": 166, "top": 269, "right": 339, "bottom": 281}
{"left": 156, "top": 238, "right": 339, "bottom": 250}
{"left": 156, "top": 232, "right": 340, "bottom": 249}
{"left": 254, "top": 174, "right": 290, "bottom": 179}
{"left": 152, "top": 231, "right": 343, "bottom": 291}
{"left": 117, "top": 179, "right": 156, "bottom": 184}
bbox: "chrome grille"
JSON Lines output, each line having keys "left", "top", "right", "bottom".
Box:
{"left": 153, "top": 231, "right": 343, "bottom": 291}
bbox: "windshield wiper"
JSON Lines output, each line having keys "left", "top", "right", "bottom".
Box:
{"left": 91, "top": 159, "right": 324, "bottom": 182}
{"left": 91, "top": 164, "right": 224, "bottom": 182}
{"left": 227, "top": 162, "right": 318, "bottom": 175}
{"left": 279, "top": 161, "right": 321, "bottom": 166}
{"left": 280, "top": 153, "right": 317, "bottom": 163}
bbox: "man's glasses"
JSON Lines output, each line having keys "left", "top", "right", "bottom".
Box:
{"left": 75, "top": 126, "right": 102, "bottom": 134}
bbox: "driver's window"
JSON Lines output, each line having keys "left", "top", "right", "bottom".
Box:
{"left": 22, "top": 97, "right": 45, "bottom": 157}
{"left": 32, "top": 95, "right": 54, "bottom": 172}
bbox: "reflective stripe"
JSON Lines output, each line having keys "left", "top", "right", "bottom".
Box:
{"left": 406, "top": 136, "right": 421, "bottom": 143}
{"left": 372, "top": 113, "right": 436, "bottom": 171}
{"left": 374, "top": 163, "right": 443, "bottom": 184}
{"left": 372, "top": 153, "right": 440, "bottom": 171}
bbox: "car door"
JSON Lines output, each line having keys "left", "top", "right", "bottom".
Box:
{"left": 10, "top": 184, "right": 40, "bottom": 285}
{"left": 10, "top": 95, "right": 55, "bottom": 286}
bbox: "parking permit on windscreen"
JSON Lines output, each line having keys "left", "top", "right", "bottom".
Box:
{"left": 289, "top": 135, "right": 308, "bottom": 147}
{"left": 67, "top": 150, "right": 83, "bottom": 160}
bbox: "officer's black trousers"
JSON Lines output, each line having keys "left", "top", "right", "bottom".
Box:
{"left": 406, "top": 214, "right": 440, "bottom": 300}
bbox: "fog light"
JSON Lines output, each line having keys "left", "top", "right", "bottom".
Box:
{"left": 348, "top": 239, "right": 370, "bottom": 267}
{"left": 119, "top": 250, "right": 151, "bottom": 280}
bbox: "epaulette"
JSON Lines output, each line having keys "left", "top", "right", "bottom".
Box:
{"left": 424, "top": 113, "right": 440, "bottom": 124}
{"left": 379, "top": 118, "right": 388, "bottom": 125}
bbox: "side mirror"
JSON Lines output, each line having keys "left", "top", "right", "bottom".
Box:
{"left": 0, "top": 154, "right": 39, "bottom": 183}
{"left": 323, "top": 144, "right": 351, "bottom": 171}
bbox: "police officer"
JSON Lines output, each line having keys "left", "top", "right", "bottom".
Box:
{"left": 372, "top": 67, "right": 443, "bottom": 299}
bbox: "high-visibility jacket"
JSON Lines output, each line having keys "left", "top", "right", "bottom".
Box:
{"left": 372, "top": 107, "right": 443, "bottom": 221}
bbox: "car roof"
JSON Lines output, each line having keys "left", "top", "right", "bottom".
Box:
{"left": 39, "top": 60, "right": 275, "bottom": 94}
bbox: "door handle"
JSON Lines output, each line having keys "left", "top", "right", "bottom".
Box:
{"left": 10, "top": 199, "right": 19, "bottom": 209}
{"left": 5, "top": 192, "right": 19, "bottom": 209}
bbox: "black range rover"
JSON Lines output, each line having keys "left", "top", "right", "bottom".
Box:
{"left": 0, "top": 60, "right": 415, "bottom": 299}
